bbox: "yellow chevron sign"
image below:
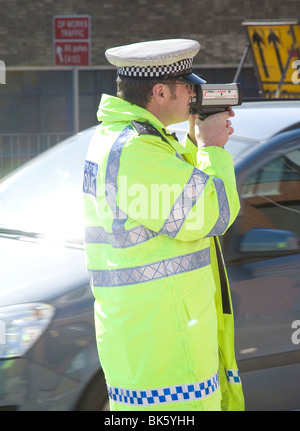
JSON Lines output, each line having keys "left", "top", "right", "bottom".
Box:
{"left": 243, "top": 20, "right": 300, "bottom": 97}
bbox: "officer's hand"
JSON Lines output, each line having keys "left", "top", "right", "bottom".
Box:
{"left": 189, "top": 107, "right": 235, "bottom": 149}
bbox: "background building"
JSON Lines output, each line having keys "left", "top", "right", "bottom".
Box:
{"left": 0, "top": 0, "right": 299, "bottom": 175}
{"left": 2, "top": 0, "right": 299, "bottom": 68}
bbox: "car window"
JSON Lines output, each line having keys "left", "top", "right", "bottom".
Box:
{"left": 241, "top": 147, "right": 300, "bottom": 243}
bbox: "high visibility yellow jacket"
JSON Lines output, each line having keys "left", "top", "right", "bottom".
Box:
{"left": 83, "top": 94, "right": 244, "bottom": 411}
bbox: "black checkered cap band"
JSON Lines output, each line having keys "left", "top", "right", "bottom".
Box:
{"left": 118, "top": 58, "right": 193, "bottom": 78}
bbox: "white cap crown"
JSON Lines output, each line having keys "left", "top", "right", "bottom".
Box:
{"left": 105, "top": 39, "right": 202, "bottom": 80}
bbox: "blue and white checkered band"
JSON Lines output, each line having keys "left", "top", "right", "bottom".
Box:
{"left": 107, "top": 372, "right": 220, "bottom": 407}
{"left": 117, "top": 58, "right": 193, "bottom": 78}
{"left": 226, "top": 368, "right": 241, "bottom": 385}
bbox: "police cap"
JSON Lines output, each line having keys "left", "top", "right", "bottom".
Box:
{"left": 105, "top": 39, "right": 206, "bottom": 84}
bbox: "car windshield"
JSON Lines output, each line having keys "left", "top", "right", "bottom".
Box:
{"left": 0, "top": 127, "right": 96, "bottom": 244}
{"left": 225, "top": 135, "right": 258, "bottom": 160}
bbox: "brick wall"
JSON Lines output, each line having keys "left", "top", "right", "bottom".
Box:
{"left": 0, "top": 0, "right": 299, "bottom": 67}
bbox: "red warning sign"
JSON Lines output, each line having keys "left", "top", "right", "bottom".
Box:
{"left": 54, "top": 15, "right": 90, "bottom": 66}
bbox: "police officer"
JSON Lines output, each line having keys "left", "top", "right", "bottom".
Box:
{"left": 83, "top": 39, "right": 244, "bottom": 411}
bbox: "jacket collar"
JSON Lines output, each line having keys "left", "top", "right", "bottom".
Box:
{"left": 97, "top": 94, "right": 189, "bottom": 155}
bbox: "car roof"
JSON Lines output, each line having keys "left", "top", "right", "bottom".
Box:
{"left": 171, "top": 100, "right": 300, "bottom": 142}
{"left": 231, "top": 100, "right": 300, "bottom": 141}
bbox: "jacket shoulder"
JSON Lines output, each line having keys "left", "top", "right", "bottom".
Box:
{"left": 131, "top": 120, "right": 168, "bottom": 143}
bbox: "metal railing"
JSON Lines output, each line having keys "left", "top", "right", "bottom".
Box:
{"left": 0, "top": 132, "right": 72, "bottom": 179}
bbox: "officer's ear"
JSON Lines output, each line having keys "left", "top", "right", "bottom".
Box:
{"left": 151, "top": 83, "right": 169, "bottom": 106}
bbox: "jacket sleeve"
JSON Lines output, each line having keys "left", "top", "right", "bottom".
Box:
{"left": 116, "top": 134, "right": 240, "bottom": 241}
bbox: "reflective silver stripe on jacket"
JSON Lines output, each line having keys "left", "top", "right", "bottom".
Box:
{"left": 85, "top": 224, "right": 158, "bottom": 248}
{"left": 88, "top": 247, "right": 210, "bottom": 287}
{"left": 105, "top": 125, "right": 136, "bottom": 231}
{"left": 107, "top": 371, "right": 219, "bottom": 406}
{"left": 159, "top": 168, "right": 209, "bottom": 237}
{"left": 206, "top": 177, "right": 230, "bottom": 237}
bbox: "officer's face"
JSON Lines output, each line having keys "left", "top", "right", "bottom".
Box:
{"left": 164, "top": 81, "right": 196, "bottom": 125}
{"left": 149, "top": 81, "right": 195, "bottom": 126}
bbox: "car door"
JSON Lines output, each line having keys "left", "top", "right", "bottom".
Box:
{"left": 224, "top": 134, "right": 300, "bottom": 411}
